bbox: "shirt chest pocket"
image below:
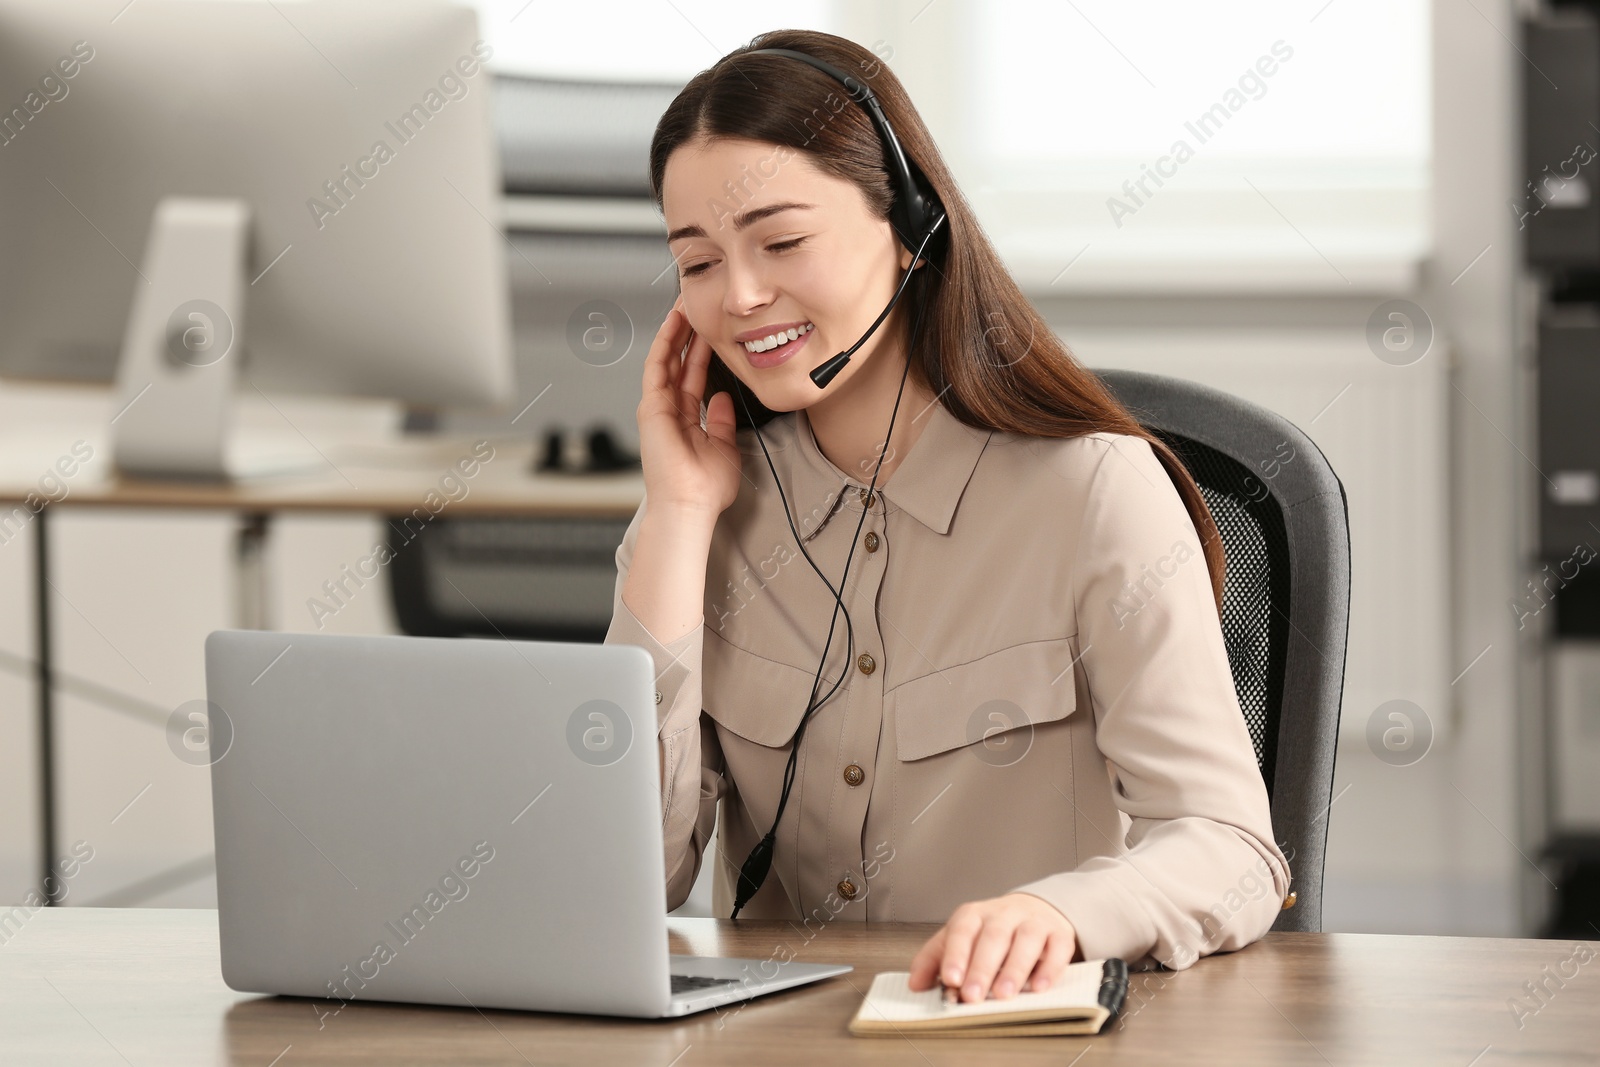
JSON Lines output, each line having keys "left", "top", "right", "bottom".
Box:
{"left": 886, "top": 636, "right": 1081, "bottom": 763}
{"left": 700, "top": 629, "right": 817, "bottom": 748}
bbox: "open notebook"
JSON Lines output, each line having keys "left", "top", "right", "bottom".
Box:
{"left": 849, "top": 959, "right": 1128, "bottom": 1037}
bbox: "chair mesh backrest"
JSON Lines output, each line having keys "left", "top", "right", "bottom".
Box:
{"left": 1152, "top": 430, "right": 1292, "bottom": 797}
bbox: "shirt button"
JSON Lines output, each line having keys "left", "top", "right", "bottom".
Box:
{"left": 859, "top": 488, "right": 876, "bottom": 509}
{"left": 857, "top": 653, "right": 875, "bottom": 675}
{"left": 654, "top": 690, "right": 662, "bottom": 705}
{"left": 843, "top": 763, "right": 865, "bottom": 786}
{"left": 837, "top": 879, "right": 858, "bottom": 900}
{"left": 864, "top": 531, "right": 879, "bottom": 552}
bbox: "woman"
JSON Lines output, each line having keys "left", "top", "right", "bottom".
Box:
{"left": 604, "top": 28, "right": 1290, "bottom": 1003}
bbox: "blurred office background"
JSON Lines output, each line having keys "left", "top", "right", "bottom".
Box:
{"left": 2, "top": 0, "right": 1593, "bottom": 941}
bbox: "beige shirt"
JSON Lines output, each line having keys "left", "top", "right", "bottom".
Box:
{"left": 605, "top": 398, "right": 1291, "bottom": 970}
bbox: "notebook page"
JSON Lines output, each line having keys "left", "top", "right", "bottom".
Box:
{"left": 860, "top": 960, "right": 1106, "bottom": 1024}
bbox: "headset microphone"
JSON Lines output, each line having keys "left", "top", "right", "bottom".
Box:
{"left": 721, "top": 46, "right": 948, "bottom": 919}
{"left": 808, "top": 212, "right": 945, "bottom": 390}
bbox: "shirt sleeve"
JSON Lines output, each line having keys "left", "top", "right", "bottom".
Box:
{"left": 1007, "top": 435, "right": 1291, "bottom": 970}
{"left": 603, "top": 499, "right": 726, "bottom": 911}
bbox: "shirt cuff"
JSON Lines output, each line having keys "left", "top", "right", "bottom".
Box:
{"left": 1009, "top": 865, "right": 1167, "bottom": 968}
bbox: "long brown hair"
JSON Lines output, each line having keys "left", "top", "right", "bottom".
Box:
{"left": 648, "top": 29, "right": 1226, "bottom": 616}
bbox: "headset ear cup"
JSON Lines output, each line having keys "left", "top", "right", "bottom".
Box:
{"left": 891, "top": 197, "right": 936, "bottom": 255}
{"left": 890, "top": 203, "right": 918, "bottom": 254}
{"left": 924, "top": 208, "right": 949, "bottom": 264}
{"left": 896, "top": 196, "right": 947, "bottom": 264}
{"left": 894, "top": 156, "right": 947, "bottom": 261}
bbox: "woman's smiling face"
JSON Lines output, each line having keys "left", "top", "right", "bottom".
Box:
{"left": 662, "top": 136, "right": 915, "bottom": 412}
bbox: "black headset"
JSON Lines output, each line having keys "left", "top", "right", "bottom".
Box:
{"left": 716, "top": 46, "right": 947, "bottom": 918}
{"left": 747, "top": 47, "right": 947, "bottom": 390}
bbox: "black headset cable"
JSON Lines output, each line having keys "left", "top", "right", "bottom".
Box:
{"left": 723, "top": 264, "right": 931, "bottom": 918}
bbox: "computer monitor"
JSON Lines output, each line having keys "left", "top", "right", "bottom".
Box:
{"left": 0, "top": 0, "right": 514, "bottom": 478}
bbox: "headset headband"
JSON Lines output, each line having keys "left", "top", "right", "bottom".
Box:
{"left": 745, "top": 47, "right": 946, "bottom": 258}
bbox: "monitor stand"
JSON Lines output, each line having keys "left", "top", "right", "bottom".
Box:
{"left": 110, "top": 196, "right": 325, "bottom": 483}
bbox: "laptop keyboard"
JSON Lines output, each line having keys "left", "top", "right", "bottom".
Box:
{"left": 671, "top": 974, "right": 741, "bottom": 995}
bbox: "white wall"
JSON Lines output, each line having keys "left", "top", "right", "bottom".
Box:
{"left": 1419, "top": 0, "right": 1529, "bottom": 935}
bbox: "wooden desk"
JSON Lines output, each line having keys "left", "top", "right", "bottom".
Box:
{"left": 0, "top": 432, "right": 643, "bottom": 904}
{"left": 0, "top": 434, "right": 644, "bottom": 517}
{"left": 1, "top": 909, "right": 1595, "bottom": 1065}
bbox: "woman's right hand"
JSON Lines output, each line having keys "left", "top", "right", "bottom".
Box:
{"left": 636, "top": 296, "right": 741, "bottom": 521}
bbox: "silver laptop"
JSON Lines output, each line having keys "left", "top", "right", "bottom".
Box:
{"left": 204, "top": 629, "right": 851, "bottom": 1018}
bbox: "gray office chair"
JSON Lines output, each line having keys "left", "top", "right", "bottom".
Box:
{"left": 1093, "top": 368, "right": 1350, "bottom": 934}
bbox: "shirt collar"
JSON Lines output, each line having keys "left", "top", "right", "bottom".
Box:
{"left": 781, "top": 396, "right": 993, "bottom": 537}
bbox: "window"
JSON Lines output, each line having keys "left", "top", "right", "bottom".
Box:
{"left": 969, "top": 0, "right": 1428, "bottom": 184}
{"left": 957, "top": 0, "right": 1432, "bottom": 290}
{"left": 465, "top": 0, "right": 1431, "bottom": 290}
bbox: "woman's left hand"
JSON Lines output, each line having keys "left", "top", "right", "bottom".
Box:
{"left": 907, "top": 893, "right": 1078, "bottom": 1002}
